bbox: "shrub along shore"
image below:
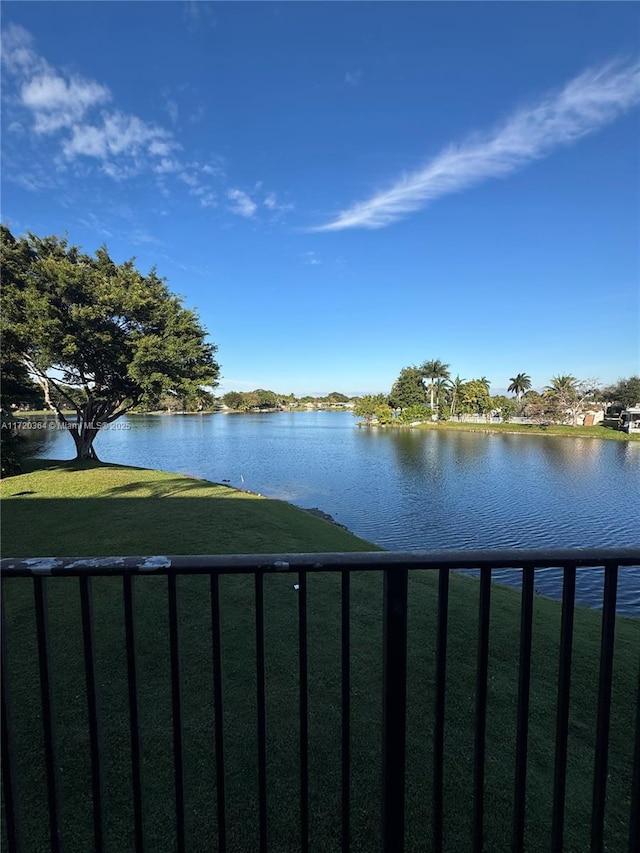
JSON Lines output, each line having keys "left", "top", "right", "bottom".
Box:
{"left": 357, "top": 418, "right": 640, "bottom": 440}
{"left": 13, "top": 408, "right": 640, "bottom": 444}
{"left": 1, "top": 461, "right": 637, "bottom": 852}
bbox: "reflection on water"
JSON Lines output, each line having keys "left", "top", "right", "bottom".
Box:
{"left": 30, "top": 411, "right": 640, "bottom": 614}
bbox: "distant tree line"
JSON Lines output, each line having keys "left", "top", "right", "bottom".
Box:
{"left": 353, "top": 359, "right": 640, "bottom": 427}
{"left": 221, "top": 390, "right": 352, "bottom": 411}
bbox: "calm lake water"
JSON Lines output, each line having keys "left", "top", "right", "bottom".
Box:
{"left": 32, "top": 411, "right": 640, "bottom": 614}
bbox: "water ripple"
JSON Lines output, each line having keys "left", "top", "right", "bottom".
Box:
{"left": 35, "top": 411, "right": 640, "bottom": 615}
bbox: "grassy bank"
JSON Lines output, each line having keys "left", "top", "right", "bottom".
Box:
{"left": 0, "top": 459, "right": 376, "bottom": 556}
{"left": 361, "top": 420, "right": 640, "bottom": 441}
{"left": 1, "top": 462, "right": 638, "bottom": 852}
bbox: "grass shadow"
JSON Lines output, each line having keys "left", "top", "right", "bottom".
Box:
{"left": 2, "top": 563, "right": 638, "bottom": 853}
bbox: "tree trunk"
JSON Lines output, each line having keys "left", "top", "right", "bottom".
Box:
{"left": 69, "top": 425, "right": 101, "bottom": 461}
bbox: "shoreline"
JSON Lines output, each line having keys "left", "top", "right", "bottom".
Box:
{"left": 356, "top": 419, "right": 639, "bottom": 441}
{"left": 14, "top": 408, "right": 637, "bottom": 441}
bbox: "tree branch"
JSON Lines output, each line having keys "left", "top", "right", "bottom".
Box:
{"left": 22, "top": 356, "right": 82, "bottom": 420}
{"left": 103, "top": 397, "right": 141, "bottom": 423}
{"left": 24, "top": 361, "right": 70, "bottom": 426}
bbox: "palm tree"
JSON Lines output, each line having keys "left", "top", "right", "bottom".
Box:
{"left": 545, "top": 375, "right": 578, "bottom": 424}
{"left": 448, "top": 374, "right": 466, "bottom": 418}
{"left": 434, "top": 377, "right": 449, "bottom": 416}
{"left": 546, "top": 375, "right": 578, "bottom": 397}
{"left": 420, "top": 359, "right": 451, "bottom": 416}
{"left": 508, "top": 373, "right": 532, "bottom": 401}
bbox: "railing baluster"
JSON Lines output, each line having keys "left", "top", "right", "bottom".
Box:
{"left": 381, "top": 565, "right": 409, "bottom": 853}
{"left": 591, "top": 561, "right": 619, "bottom": 853}
{"left": 33, "top": 576, "right": 61, "bottom": 853}
{"left": 1, "top": 592, "right": 21, "bottom": 853}
{"left": 341, "top": 568, "right": 351, "bottom": 853}
{"left": 168, "top": 574, "right": 186, "bottom": 853}
{"left": 382, "top": 566, "right": 409, "bottom": 853}
{"left": 255, "top": 571, "right": 268, "bottom": 853}
{"left": 629, "top": 660, "right": 640, "bottom": 853}
{"left": 551, "top": 563, "right": 576, "bottom": 853}
{"left": 433, "top": 566, "right": 450, "bottom": 853}
{"left": 210, "top": 574, "right": 227, "bottom": 853}
{"left": 472, "top": 566, "right": 492, "bottom": 853}
{"left": 79, "top": 576, "right": 104, "bottom": 853}
{"left": 123, "top": 574, "right": 144, "bottom": 853}
{"left": 0, "top": 551, "right": 636, "bottom": 853}
{"left": 512, "top": 565, "right": 535, "bottom": 853}
{"left": 298, "top": 570, "right": 309, "bottom": 853}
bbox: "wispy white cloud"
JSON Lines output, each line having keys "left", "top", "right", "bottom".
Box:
{"left": 201, "top": 160, "right": 225, "bottom": 177}
{"left": 131, "top": 228, "right": 161, "bottom": 245}
{"left": 78, "top": 212, "right": 112, "bottom": 239}
{"left": 225, "top": 187, "right": 293, "bottom": 221}
{"left": 21, "top": 72, "right": 111, "bottom": 133}
{"left": 3, "top": 25, "right": 111, "bottom": 134}
{"left": 179, "top": 171, "right": 201, "bottom": 189}
{"left": 302, "top": 251, "right": 321, "bottom": 266}
{"left": 264, "top": 191, "right": 294, "bottom": 213}
{"left": 165, "top": 98, "right": 178, "bottom": 125}
{"left": 313, "top": 58, "right": 640, "bottom": 232}
{"left": 148, "top": 139, "right": 175, "bottom": 157}
{"left": 1, "top": 24, "right": 285, "bottom": 224}
{"left": 345, "top": 70, "right": 362, "bottom": 87}
{"left": 183, "top": 1, "right": 217, "bottom": 30}
{"left": 153, "top": 156, "right": 182, "bottom": 175}
{"left": 1, "top": 23, "right": 177, "bottom": 178}
{"left": 189, "top": 104, "right": 206, "bottom": 124}
{"left": 100, "top": 161, "right": 142, "bottom": 182}
{"left": 12, "top": 171, "right": 56, "bottom": 192}
{"left": 1, "top": 23, "right": 44, "bottom": 75}
{"left": 199, "top": 192, "right": 217, "bottom": 208}
{"left": 62, "top": 112, "right": 172, "bottom": 162}
{"left": 227, "top": 188, "right": 258, "bottom": 218}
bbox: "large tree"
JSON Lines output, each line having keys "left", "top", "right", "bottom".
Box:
{"left": 353, "top": 394, "right": 390, "bottom": 424}
{"left": 544, "top": 375, "right": 599, "bottom": 425}
{"left": 507, "top": 372, "right": 532, "bottom": 401}
{"left": 602, "top": 376, "right": 640, "bottom": 410}
{"left": 420, "top": 359, "right": 451, "bottom": 416}
{"left": 388, "top": 366, "right": 427, "bottom": 410}
{"left": 0, "top": 346, "right": 45, "bottom": 477}
{"left": 460, "top": 379, "right": 493, "bottom": 419}
{"left": 1, "top": 226, "right": 219, "bottom": 460}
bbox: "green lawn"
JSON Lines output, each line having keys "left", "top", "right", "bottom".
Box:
{"left": 1, "top": 461, "right": 638, "bottom": 852}
{"left": 370, "top": 420, "right": 640, "bottom": 441}
{"left": 0, "top": 459, "right": 377, "bottom": 557}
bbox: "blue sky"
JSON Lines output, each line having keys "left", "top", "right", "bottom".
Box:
{"left": 2, "top": 2, "right": 639, "bottom": 396}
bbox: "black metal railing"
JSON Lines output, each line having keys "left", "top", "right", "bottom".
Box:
{"left": 1, "top": 548, "right": 639, "bottom": 853}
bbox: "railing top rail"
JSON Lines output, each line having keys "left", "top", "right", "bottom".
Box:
{"left": 1, "top": 547, "right": 639, "bottom": 577}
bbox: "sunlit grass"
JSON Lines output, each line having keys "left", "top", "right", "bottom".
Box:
{"left": 1, "top": 462, "right": 638, "bottom": 852}
{"left": 369, "top": 420, "right": 640, "bottom": 441}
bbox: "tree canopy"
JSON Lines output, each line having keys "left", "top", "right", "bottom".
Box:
{"left": 460, "top": 379, "right": 493, "bottom": 417}
{"left": 388, "top": 366, "right": 428, "bottom": 410}
{"left": 420, "top": 358, "right": 450, "bottom": 414}
{"left": 508, "top": 373, "right": 532, "bottom": 400}
{"left": 223, "top": 389, "right": 282, "bottom": 411}
{"left": 1, "top": 226, "right": 219, "bottom": 460}
{"left": 353, "top": 394, "right": 390, "bottom": 424}
{"left": 603, "top": 376, "right": 640, "bottom": 410}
